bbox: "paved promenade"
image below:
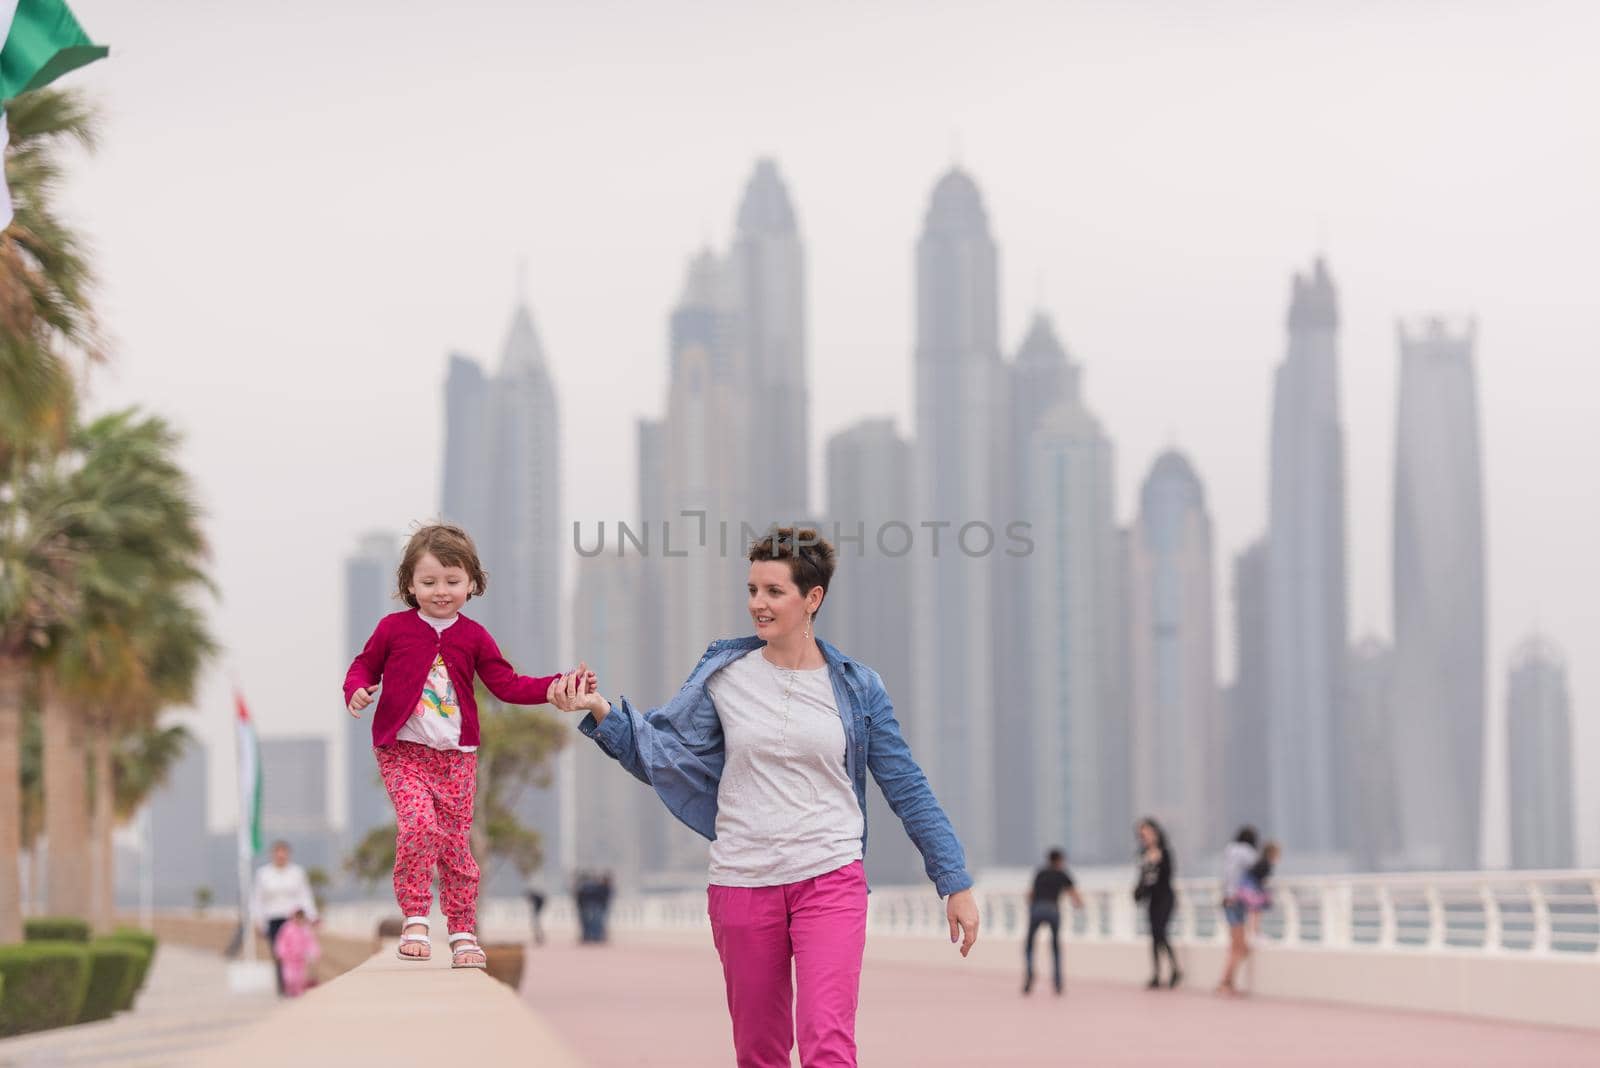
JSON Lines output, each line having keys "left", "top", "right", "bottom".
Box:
{"left": 0, "top": 944, "right": 275, "bottom": 1067}
{"left": 521, "top": 932, "right": 1600, "bottom": 1066}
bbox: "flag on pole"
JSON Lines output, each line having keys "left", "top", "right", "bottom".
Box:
{"left": 0, "top": 0, "right": 108, "bottom": 228}
{"left": 235, "top": 691, "right": 264, "bottom": 860}
{"left": 234, "top": 690, "right": 264, "bottom": 965}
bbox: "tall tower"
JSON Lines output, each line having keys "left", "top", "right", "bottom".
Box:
{"left": 441, "top": 354, "right": 492, "bottom": 536}
{"left": 825, "top": 418, "right": 921, "bottom": 884}
{"left": 344, "top": 531, "right": 399, "bottom": 863}
{"left": 911, "top": 168, "right": 1004, "bottom": 866}
{"left": 1223, "top": 540, "right": 1270, "bottom": 835}
{"left": 1127, "top": 451, "right": 1219, "bottom": 857}
{"left": 1016, "top": 316, "right": 1124, "bottom": 864}
{"left": 570, "top": 553, "right": 648, "bottom": 889}
{"left": 439, "top": 298, "right": 565, "bottom": 887}
{"left": 661, "top": 251, "right": 747, "bottom": 666}
{"left": 731, "top": 159, "right": 808, "bottom": 528}
{"left": 1392, "top": 318, "right": 1486, "bottom": 869}
{"left": 1505, "top": 636, "right": 1575, "bottom": 870}
{"left": 1265, "top": 257, "right": 1349, "bottom": 858}
{"left": 1345, "top": 637, "right": 1402, "bottom": 871}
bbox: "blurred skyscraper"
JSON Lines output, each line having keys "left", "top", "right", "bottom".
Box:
{"left": 143, "top": 737, "right": 210, "bottom": 907}
{"left": 1011, "top": 316, "right": 1126, "bottom": 864}
{"left": 618, "top": 162, "right": 813, "bottom": 884}
{"left": 824, "top": 417, "right": 921, "bottom": 884}
{"left": 1505, "top": 635, "right": 1575, "bottom": 870}
{"left": 260, "top": 736, "right": 336, "bottom": 875}
{"left": 440, "top": 298, "right": 566, "bottom": 886}
{"left": 1392, "top": 318, "right": 1486, "bottom": 870}
{"left": 570, "top": 554, "right": 648, "bottom": 889}
{"left": 910, "top": 168, "right": 1003, "bottom": 868}
{"left": 1265, "top": 258, "right": 1349, "bottom": 859}
{"left": 1345, "top": 637, "right": 1402, "bottom": 872}
{"left": 1223, "top": 540, "right": 1270, "bottom": 836}
{"left": 442, "top": 354, "right": 493, "bottom": 534}
{"left": 732, "top": 159, "right": 809, "bottom": 528}
{"left": 344, "top": 532, "right": 398, "bottom": 862}
{"left": 660, "top": 249, "right": 748, "bottom": 685}
{"left": 1126, "top": 451, "right": 1219, "bottom": 858}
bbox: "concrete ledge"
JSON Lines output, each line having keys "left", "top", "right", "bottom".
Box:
{"left": 185, "top": 947, "right": 585, "bottom": 1067}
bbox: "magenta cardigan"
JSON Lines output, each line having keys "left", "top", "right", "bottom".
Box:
{"left": 343, "top": 610, "right": 561, "bottom": 748}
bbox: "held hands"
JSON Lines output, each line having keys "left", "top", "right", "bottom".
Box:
{"left": 348, "top": 684, "right": 380, "bottom": 717}
{"left": 547, "top": 662, "right": 606, "bottom": 718}
{"left": 947, "top": 889, "right": 980, "bottom": 958}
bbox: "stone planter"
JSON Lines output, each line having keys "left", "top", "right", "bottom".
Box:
{"left": 482, "top": 943, "right": 524, "bottom": 990}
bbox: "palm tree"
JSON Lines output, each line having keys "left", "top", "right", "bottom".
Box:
{"left": 90, "top": 590, "right": 213, "bottom": 929}
{"left": 0, "top": 88, "right": 100, "bottom": 466}
{"left": 0, "top": 454, "right": 83, "bottom": 941}
{"left": 112, "top": 722, "right": 193, "bottom": 821}
{"left": 41, "top": 411, "right": 209, "bottom": 928}
{"left": 0, "top": 86, "right": 102, "bottom": 943}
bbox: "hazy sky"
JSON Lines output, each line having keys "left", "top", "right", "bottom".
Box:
{"left": 63, "top": 1, "right": 1598, "bottom": 864}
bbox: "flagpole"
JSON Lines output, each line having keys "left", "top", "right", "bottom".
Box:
{"left": 234, "top": 695, "right": 254, "bottom": 964}
{"left": 226, "top": 682, "right": 274, "bottom": 993}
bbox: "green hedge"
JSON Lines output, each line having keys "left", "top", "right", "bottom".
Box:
{"left": 23, "top": 917, "right": 91, "bottom": 943}
{"left": 77, "top": 941, "right": 146, "bottom": 1024}
{"left": 109, "top": 927, "right": 157, "bottom": 953}
{"left": 105, "top": 929, "right": 159, "bottom": 1011}
{"left": 0, "top": 942, "right": 91, "bottom": 1037}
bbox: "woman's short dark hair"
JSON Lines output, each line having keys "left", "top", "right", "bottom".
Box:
{"left": 747, "top": 526, "right": 836, "bottom": 617}
{"left": 1235, "top": 825, "right": 1260, "bottom": 848}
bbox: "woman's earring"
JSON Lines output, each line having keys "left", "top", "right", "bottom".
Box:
{"left": 805, "top": 614, "right": 813, "bottom": 642}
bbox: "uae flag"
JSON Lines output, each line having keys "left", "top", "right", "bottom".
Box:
{"left": 0, "top": 0, "right": 108, "bottom": 228}
{"left": 235, "top": 691, "right": 263, "bottom": 860}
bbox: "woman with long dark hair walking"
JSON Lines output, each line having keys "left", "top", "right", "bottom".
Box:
{"left": 1133, "top": 818, "right": 1180, "bottom": 988}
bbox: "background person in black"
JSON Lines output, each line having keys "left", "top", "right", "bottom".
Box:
{"left": 1023, "top": 848, "right": 1084, "bottom": 995}
{"left": 1133, "top": 818, "right": 1181, "bottom": 989}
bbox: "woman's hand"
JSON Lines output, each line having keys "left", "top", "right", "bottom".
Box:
{"left": 947, "top": 889, "right": 979, "bottom": 957}
{"left": 548, "top": 663, "right": 609, "bottom": 722}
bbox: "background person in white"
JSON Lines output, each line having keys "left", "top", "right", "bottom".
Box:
{"left": 250, "top": 839, "right": 318, "bottom": 995}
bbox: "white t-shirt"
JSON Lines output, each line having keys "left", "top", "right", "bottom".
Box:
{"left": 395, "top": 612, "right": 478, "bottom": 752}
{"left": 250, "top": 861, "right": 318, "bottom": 926}
{"left": 707, "top": 649, "right": 864, "bottom": 886}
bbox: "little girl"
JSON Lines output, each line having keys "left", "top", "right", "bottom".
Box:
{"left": 1241, "top": 840, "right": 1281, "bottom": 933}
{"left": 344, "top": 522, "right": 590, "bottom": 969}
{"left": 273, "top": 909, "right": 321, "bottom": 996}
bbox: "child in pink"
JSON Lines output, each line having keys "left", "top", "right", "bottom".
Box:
{"left": 273, "top": 910, "right": 320, "bottom": 997}
{"left": 344, "top": 522, "right": 591, "bottom": 969}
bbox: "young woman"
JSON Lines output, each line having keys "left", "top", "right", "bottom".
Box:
{"left": 1215, "top": 825, "right": 1260, "bottom": 996}
{"left": 1133, "top": 818, "right": 1179, "bottom": 988}
{"left": 552, "top": 528, "right": 979, "bottom": 1067}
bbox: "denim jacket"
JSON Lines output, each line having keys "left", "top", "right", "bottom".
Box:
{"left": 578, "top": 635, "right": 973, "bottom": 898}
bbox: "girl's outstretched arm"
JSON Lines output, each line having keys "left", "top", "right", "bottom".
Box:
{"left": 476, "top": 630, "right": 564, "bottom": 705}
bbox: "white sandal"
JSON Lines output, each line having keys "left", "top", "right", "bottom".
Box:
{"left": 449, "top": 932, "right": 487, "bottom": 970}
{"left": 396, "top": 917, "right": 432, "bottom": 961}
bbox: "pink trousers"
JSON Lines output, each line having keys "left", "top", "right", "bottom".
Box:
{"left": 707, "top": 860, "right": 868, "bottom": 1068}
{"left": 375, "top": 741, "right": 479, "bottom": 933}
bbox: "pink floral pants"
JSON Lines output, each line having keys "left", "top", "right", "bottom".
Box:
{"left": 374, "top": 741, "right": 479, "bottom": 933}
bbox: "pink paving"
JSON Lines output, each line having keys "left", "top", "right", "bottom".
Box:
{"left": 520, "top": 934, "right": 1600, "bottom": 1066}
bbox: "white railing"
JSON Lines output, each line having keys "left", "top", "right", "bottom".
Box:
{"left": 588, "top": 870, "right": 1600, "bottom": 959}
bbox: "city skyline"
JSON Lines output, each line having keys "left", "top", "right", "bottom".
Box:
{"left": 159, "top": 165, "right": 1585, "bottom": 877}
{"left": 76, "top": 3, "right": 1599, "bottom": 871}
